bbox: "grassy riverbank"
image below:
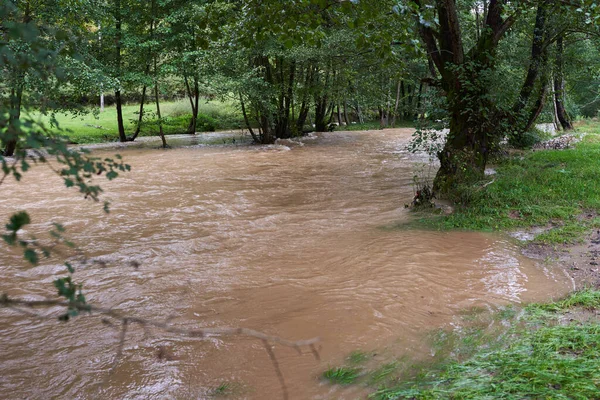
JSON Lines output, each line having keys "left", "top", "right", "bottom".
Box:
{"left": 32, "top": 99, "right": 244, "bottom": 144}
{"left": 321, "top": 122, "right": 600, "bottom": 398}
{"left": 412, "top": 123, "right": 600, "bottom": 245}
{"left": 31, "top": 101, "right": 415, "bottom": 145}
{"left": 323, "top": 290, "right": 600, "bottom": 399}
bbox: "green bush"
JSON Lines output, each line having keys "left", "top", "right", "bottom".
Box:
{"left": 196, "top": 113, "right": 217, "bottom": 132}
{"left": 508, "top": 128, "right": 548, "bottom": 149}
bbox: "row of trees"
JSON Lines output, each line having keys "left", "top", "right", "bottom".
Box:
{"left": 2, "top": 0, "right": 600, "bottom": 195}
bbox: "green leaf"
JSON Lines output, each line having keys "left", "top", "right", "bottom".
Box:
{"left": 24, "top": 249, "right": 39, "bottom": 265}
{"left": 6, "top": 212, "right": 30, "bottom": 232}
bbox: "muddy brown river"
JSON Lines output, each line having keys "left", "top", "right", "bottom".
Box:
{"left": 0, "top": 129, "right": 570, "bottom": 399}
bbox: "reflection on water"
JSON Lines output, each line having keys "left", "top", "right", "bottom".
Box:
{"left": 0, "top": 129, "right": 569, "bottom": 399}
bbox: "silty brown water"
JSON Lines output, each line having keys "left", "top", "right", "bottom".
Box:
{"left": 0, "top": 129, "right": 570, "bottom": 399}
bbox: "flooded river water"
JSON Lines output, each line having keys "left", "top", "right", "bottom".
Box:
{"left": 0, "top": 129, "right": 570, "bottom": 399}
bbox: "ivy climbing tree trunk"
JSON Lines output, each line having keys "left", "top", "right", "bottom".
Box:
{"left": 415, "top": 0, "right": 517, "bottom": 196}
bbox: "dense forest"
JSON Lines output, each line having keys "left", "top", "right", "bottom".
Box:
{"left": 3, "top": 0, "right": 600, "bottom": 194}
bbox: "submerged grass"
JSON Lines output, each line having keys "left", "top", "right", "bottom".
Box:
{"left": 320, "top": 290, "right": 600, "bottom": 399}
{"left": 409, "top": 134, "right": 600, "bottom": 244}
{"left": 322, "top": 366, "right": 362, "bottom": 385}
{"left": 347, "top": 350, "right": 372, "bottom": 364}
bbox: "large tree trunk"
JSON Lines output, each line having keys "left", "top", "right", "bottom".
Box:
{"left": 554, "top": 36, "right": 572, "bottom": 130}
{"left": 417, "top": 0, "right": 517, "bottom": 196}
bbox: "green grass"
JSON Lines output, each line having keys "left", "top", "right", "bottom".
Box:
{"left": 347, "top": 350, "right": 372, "bottom": 364}
{"left": 318, "top": 290, "right": 600, "bottom": 399}
{"left": 340, "top": 120, "right": 416, "bottom": 132}
{"left": 322, "top": 366, "right": 362, "bottom": 385}
{"left": 368, "top": 362, "right": 400, "bottom": 385}
{"left": 211, "top": 382, "right": 232, "bottom": 396}
{"left": 409, "top": 133, "right": 600, "bottom": 244}
{"left": 27, "top": 99, "right": 244, "bottom": 144}
{"left": 372, "top": 290, "right": 600, "bottom": 399}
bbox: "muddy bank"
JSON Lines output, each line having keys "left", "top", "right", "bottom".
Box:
{"left": 522, "top": 227, "right": 600, "bottom": 290}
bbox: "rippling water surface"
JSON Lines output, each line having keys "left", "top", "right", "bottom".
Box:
{"left": 0, "top": 129, "right": 569, "bottom": 399}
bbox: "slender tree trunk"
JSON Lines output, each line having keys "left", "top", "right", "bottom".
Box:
{"left": 524, "top": 31, "right": 551, "bottom": 133}
{"left": 415, "top": 81, "right": 423, "bottom": 120}
{"left": 4, "top": 2, "right": 30, "bottom": 155}
{"left": 114, "top": 0, "right": 127, "bottom": 142}
{"left": 154, "top": 78, "right": 167, "bottom": 148}
{"left": 314, "top": 97, "right": 329, "bottom": 132}
{"left": 4, "top": 86, "right": 23, "bottom": 156}
{"left": 115, "top": 89, "right": 127, "bottom": 142}
{"left": 295, "top": 66, "right": 312, "bottom": 133}
{"left": 379, "top": 108, "right": 386, "bottom": 129}
{"left": 400, "top": 81, "right": 406, "bottom": 121}
{"left": 405, "top": 84, "right": 414, "bottom": 120}
{"left": 343, "top": 100, "right": 350, "bottom": 126}
{"left": 327, "top": 103, "right": 335, "bottom": 125}
{"left": 552, "top": 84, "right": 561, "bottom": 131}
{"left": 239, "top": 93, "right": 259, "bottom": 143}
{"left": 356, "top": 102, "right": 364, "bottom": 124}
{"left": 554, "top": 36, "right": 572, "bottom": 130}
{"left": 524, "top": 82, "right": 549, "bottom": 133}
{"left": 150, "top": 0, "right": 166, "bottom": 148}
{"left": 184, "top": 76, "right": 200, "bottom": 134}
{"left": 391, "top": 80, "right": 401, "bottom": 127}
{"left": 511, "top": 1, "right": 549, "bottom": 132}
{"left": 130, "top": 85, "right": 147, "bottom": 141}
{"left": 193, "top": 78, "right": 200, "bottom": 133}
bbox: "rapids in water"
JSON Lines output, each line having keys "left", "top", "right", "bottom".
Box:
{"left": 0, "top": 129, "right": 570, "bottom": 399}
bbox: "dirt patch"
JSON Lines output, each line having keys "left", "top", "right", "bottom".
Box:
{"left": 559, "top": 308, "right": 600, "bottom": 325}
{"left": 522, "top": 229, "right": 600, "bottom": 289}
